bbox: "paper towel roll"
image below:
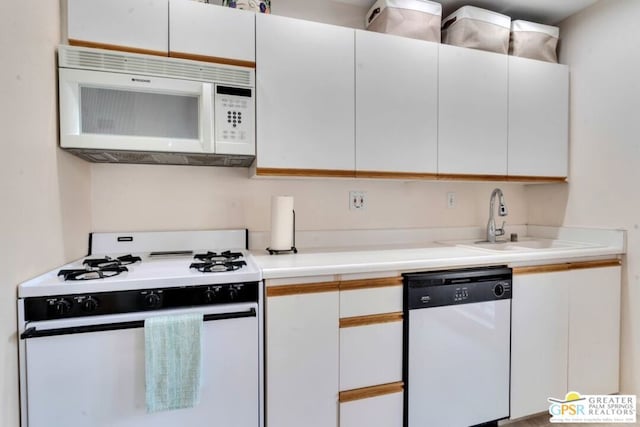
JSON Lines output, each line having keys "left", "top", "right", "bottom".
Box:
{"left": 270, "top": 196, "right": 294, "bottom": 251}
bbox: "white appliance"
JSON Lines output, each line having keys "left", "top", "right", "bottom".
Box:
{"left": 403, "top": 266, "right": 512, "bottom": 427}
{"left": 58, "top": 45, "right": 255, "bottom": 166}
{"left": 17, "top": 230, "right": 263, "bottom": 427}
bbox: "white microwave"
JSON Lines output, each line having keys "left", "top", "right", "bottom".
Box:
{"left": 58, "top": 45, "right": 255, "bottom": 167}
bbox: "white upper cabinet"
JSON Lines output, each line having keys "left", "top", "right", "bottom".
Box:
{"left": 255, "top": 14, "right": 355, "bottom": 172}
{"left": 438, "top": 44, "right": 508, "bottom": 176}
{"left": 508, "top": 57, "right": 569, "bottom": 178}
{"left": 66, "top": 0, "right": 169, "bottom": 55}
{"left": 169, "top": 0, "right": 256, "bottom": 65}
{"left": 355, "top": 31, "right": 438, "bottom": 175}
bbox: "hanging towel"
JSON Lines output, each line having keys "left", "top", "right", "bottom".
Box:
{"left": 144, "top": 313, "right": 203, "bottom": 413}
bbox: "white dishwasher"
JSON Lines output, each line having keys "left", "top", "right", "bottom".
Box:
{"left": 403, "top": 266, "right": 512, "bottom": 427}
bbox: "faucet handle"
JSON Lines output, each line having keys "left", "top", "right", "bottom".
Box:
{"left": 495, "top": 221, "right": 506, "bottom": 237}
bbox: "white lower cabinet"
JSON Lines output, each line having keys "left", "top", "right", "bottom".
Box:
{"left": 266, "top": 284, "right": 339, "bottom": 427}
{"left": 340, "top": 391, "right": 403, "bottom": 427}
{"left": 510, "top": 262, "right": 621, "bottom": 420}
{"left": 568, "top": 266, "right": 621, "bottom": 395}
{"left": 511, "top": 270, "right": 569, "bottom": 419}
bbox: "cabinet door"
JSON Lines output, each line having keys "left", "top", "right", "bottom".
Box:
{"left": 256, "top": 14, "right": 355, "bottom": 172}
{"left": 355, "top": 31, "right": 438, "bottom": 175}
{"left": 66, "top": 0, "right": 168, "bottom": 55}
{"left": 340, "top": 391, "right": 403, "bottom": 427}
{"left": 508, "top": 57, "right": 569, "bottom": 178}
{"left": 169, "top": 0, "right": 255, "bottom": 65}
{"left": 266, "top": 291, "right": 339, "bottom": 427}
{"left": 511, "top": 271, "right": 569, "bottom": 419}
{"left": 568, "top": 266, "right": 621, "bottom": 395}
{"left": 438, "top": 44, "right": 508, "bottom": 175}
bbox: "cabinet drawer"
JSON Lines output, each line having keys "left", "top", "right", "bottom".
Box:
{"left": 340, "top": 285, "right": 402, "bottom": 318}
{"left": 340, "top": 319, "right": 402, "bottom": 391}
{"left": 340, "top": 388, "right": 403, "bottom": 427}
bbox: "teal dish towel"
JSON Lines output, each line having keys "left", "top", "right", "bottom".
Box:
{"left": 144, "top": 313, "right": 203, "bottom": 413}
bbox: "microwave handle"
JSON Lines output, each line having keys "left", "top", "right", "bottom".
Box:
{"left": 202, "top": 83, "right": 215, "bottom": 153}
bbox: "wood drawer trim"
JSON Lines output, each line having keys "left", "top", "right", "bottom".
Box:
{"left": 339, "top": 277, "right": 403, "bottom": 291}
{"left": 68, "top": 39, "right": 168, "bottom": 57}
{"left": 437, "top": 173, "right": 508, "bottom": 182}
{"left": 255, "top": 168, "right": 568, "bottom": 183}
{"left": 512, "top": 264, "right": 570, "bottom": 275}
{"left": 339, "top": 381, "right": 404, "bottom": 403}
{"left": 255, "top": 167, "right": 356, "bottom": 178}
{"left": 170, "top": 51, "right": 256, "bottom": 68}
{"left": 568, "top": 259, "right": 621, "bottom": 270}
{"left": 513, "top": 259, "right": 621, "bottom": 275}
{"left": 507, "top": 175, "right": 568, "bottom": 183}
{"left": 339, "top": 312, "right": 403, "bottom": 328}
{"left": 266, "top": 281, "right": 339, "bottom": 297}
{"left": 355, "top": 170, "right": 438, "bottom": 180}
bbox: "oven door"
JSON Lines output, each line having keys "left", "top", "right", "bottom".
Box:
{"left": 59, "top": 68, "right": 213, "bottom": 154}
{"left": 21, "top": 303, "right": 259, "bottom": 427}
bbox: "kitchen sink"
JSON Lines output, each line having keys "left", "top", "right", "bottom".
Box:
{"left": 440, "top": 238, "right": 599, "bottom": 253}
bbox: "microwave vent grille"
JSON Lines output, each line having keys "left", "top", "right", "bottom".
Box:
{"left": 59, "top": 45, "right": 253, "bottom": 86}
{"left": 64, "top": 148, "right": 255, "bottom": 167}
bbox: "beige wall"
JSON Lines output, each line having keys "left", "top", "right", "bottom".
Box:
{"left": 0, "top": 1, "right": 92, "bottom": 426}
{"left": 91, "top": 164, "right": 528, "bottom": 233}
{"left": 528, "top": 0, "right": 640, "bottom": 394}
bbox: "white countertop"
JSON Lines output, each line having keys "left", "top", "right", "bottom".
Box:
{"left": 252, "top": 235, "right": 624, "bottom": 281}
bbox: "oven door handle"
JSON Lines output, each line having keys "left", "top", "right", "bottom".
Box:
{"left": 20, "top": 308, "right": 256, "bottom": 339}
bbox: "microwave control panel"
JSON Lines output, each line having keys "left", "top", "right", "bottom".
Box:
{"left": 214, "top": 85, "right": 254, "bottom": 144}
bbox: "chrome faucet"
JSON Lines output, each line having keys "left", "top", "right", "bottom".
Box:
{"left": 487, "top": 188, "right": 508, "bottom": 243}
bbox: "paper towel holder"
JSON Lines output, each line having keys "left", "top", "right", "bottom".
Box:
{"left": 266, "top": 210, "right": 298, "bottom": 255}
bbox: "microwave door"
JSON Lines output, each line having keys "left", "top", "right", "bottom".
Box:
{"left": 59, "top": 68, "right": 213, "bottom": 154}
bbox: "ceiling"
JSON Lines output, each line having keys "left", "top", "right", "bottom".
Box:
{"left": 335, "top": 0, "right": 599, "bottom": 25}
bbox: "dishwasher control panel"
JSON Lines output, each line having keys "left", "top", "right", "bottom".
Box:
{"left": 404, "top": 266, "right": 512, "bottom": 309}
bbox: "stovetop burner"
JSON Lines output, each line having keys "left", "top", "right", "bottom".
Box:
{"left": 190, "top": 260, "right": 247, "bottom": 273}
{"left": 58, "top": 265, "right": 129, "bottom": 281}
{"left": 57, "top": 254, "right": 140, "bottom": 281}
{"left": 83, "top": 254, "right": 142, "bottom": 268}
{"left": 194, "top": 251, "right": 243, "bottom": 262}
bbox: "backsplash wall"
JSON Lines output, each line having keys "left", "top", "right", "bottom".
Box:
{"left": 91, "top": 164, "right": 528, "bottom": 234}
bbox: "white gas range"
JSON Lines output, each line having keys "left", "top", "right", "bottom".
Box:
{"left": 17, "top": 229, "right": 263, "bottom": 427}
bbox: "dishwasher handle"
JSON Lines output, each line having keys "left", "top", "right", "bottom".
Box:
{"left": 20, "top": 308, "right": 256, "bottom": 339}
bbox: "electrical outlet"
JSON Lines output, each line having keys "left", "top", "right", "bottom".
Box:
{"left": 349, "top": 191, "right": 366, "bottom": 210}
{"left": 447, "top": 192, "right": 456, "bottom": 209}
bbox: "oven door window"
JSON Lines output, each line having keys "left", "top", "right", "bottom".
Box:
{"left": 23, "top": 305, "right": 259, "bottom": 427}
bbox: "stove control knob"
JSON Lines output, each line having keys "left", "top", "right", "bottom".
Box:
{"left": 228, "top": 287, "right": 239, "bottom": 301}
{"left": 54, "top": 299, "right": 72, "bottom": 316}
{"left": 143, "top": 293, "right": 161, "bottom": 309}
{"left": 81, "top": 297, "right": 99, "bottom": 313}
{"left": 204, "top": 288, "right": 219, "bottom": 303}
